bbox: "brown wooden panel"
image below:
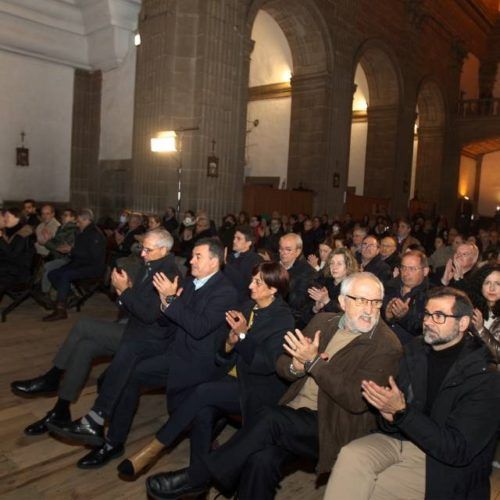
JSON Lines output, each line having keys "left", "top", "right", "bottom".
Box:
{"left": 242, "top": 185, "right": 314, "bottom": 216}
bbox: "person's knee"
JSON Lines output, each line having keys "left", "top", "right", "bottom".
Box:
{"left": 334, "top": 441, "right": 371, "bottom": 474}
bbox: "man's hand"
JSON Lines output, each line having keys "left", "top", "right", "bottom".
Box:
{"left": 284, "top": 329, "right": 320, "bottom": 366}
{"left": 307, "top": 254, "right": 319, "bottom": 268}
{"left": 361, "top": 376, "right": 406, "bottom": 422}
{"left": 153, "top": 273, "right": 179, "bottom": 298}
{"left": 386, "top": 297, "right": 410, "bottom": 321}
{"left": 441, "top": 258, "right": 454, "bottom": 285}
{"left": 111, "top": 268, "right": 131, "bottom": 295}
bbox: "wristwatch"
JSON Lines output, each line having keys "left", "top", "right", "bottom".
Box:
{"left": 303, "top": 355, "right": 320, "bottom": 373}
{"left": 238, "top": 332, "right": 246, "bottom": 340}
{"left": 392, "top": 406, "right": 408, "bottom": 423}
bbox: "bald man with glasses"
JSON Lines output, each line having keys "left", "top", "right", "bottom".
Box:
{"left": 326, "top": 286, "right": 500, "bottom": 500}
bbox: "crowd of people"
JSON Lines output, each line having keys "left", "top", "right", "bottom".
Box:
{"left": 3, "top": 198, "right": 500, "bottom": 499}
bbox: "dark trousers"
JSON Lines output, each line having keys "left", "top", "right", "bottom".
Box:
{"left": 48, "top": 264, "right": 100, "bottom": 302}
{"left": 106, "top": 352, "right": 170, "bottom": 446}
{"left": 199, "top": 405, "right": 319, "bottom": 499}
{"left": 156, "top": 377, "right": 240, "bottom": 468}
{"left": 93, "top": 338, "right": 170, "bottom": 419}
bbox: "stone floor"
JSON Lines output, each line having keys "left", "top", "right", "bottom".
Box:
{"left": 0, "top": 295, "right": 498, "bottom": 499}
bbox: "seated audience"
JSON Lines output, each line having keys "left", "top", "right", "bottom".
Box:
{"left": 350, "top": 226, "right": 368, "bottom": 259}
{"left": 279, "top": 233, "right": 316, "bottom": 327}
{"left": 440, "top": 242, "right": 479, "bottom": 294}
{"left": 218, "top": 213, "right": 237, "bottom": 250}
{"left": 471, "top": 264, "right": 500, "bottom": 362}
{"left": 43, "top": 209, "right": 106, "bottom": 321}
{"left": 11, "top": 229, "right": 180, "bottom": 439}
{"left": 307, "top": 239, "right": 333, "bottom": 272}
{"left": 223, "top": 225, "right": 262, "bottom": 304}
{"left": 359, "top": 235, "right": 392, "bottom": 283}
{"left": 427, "top": 235, "right": 452, "bottom": 271}
{"left": 325, "top": 287, "right": 500, "bottom": 500}
{"left": 113, "top": 211, "right": 145, "bottom": 262}
{"left": 0, "top": 208, "right": 35, "bottom": 298}
{"left": 34, "top": 204, "right": 60, "bottom": 257}
{"left": 162, "top": 206, "right": 179, "bottom": 234}
{"left": 261, "top": 217, "right": 284, "bottom": 255}
{"left": 145, "top": 272, "right": 402, "bottom": 500}
{"left": 383, "top": 250, "right": 429, "bottom": 344}
{"left": 117, "top": 261, "right": 294, "bottom": 479}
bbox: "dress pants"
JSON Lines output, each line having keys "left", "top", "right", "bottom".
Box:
{"left": 155, "top": 376, "right": 241, "bottom": 468}
{"left": 93, "top": 337, "right": 171, "bottom": 419}
{"left": 201, "top": 405, "right": 319, "bottom": 499}
{"left": 324, "top": 433, "right": 425, "bottom": 500}
{"left": 48, "top": 264, "right": 101, "bottom": 302}
{"left": 53, "top": 317, "right": 124, "bottom": 402}
{"left": 41, "top": 258, "right": 68, "bottom": 293}
{"left": 106, "top": 353, "right": 170, "bottom": 446}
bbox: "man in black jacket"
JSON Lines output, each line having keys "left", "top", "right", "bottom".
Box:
{"left": 11, "top": 229, "right": 181, "bottom": 442}
{"left": 279, "top": 233, "right": 316, "bottom": 327}
{"left": 224, "top": 225, "right": 262, "bottom": 304}
{"left": 326, "top": 287, "right": 500, "bottom": 500}
{"left": 359, "top": 235, "right": 392, "bottom": 284}
{"left": 48, "top": 237, "right": 237, "bottom": 468}
{"left": 383, "top": 250, "right": 429, "bottom": 345}
{"left": 43, "top": 209, "right": 106, "bottom": 321}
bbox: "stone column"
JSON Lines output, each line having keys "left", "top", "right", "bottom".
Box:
{"left": 131, "top": 0, "right": 250, "bottom": 221}
{"left": 414, "top": 126, "right": 445, "bottom": 215}
{"left": 70, "top": 69, "right": 102, "bottom": 212}
{"left": 472, "top": 154, "right": 483, "bottom": 214}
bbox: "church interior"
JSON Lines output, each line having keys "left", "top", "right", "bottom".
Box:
{"left": 1, "top": 0, "right": 500, "bottom": 499}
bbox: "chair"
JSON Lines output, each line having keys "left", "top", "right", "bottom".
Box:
{"left": 69, "top": 276, "right": 108, "bottom": 312}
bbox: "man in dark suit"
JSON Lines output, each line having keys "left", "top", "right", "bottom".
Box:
{"left": 43, "top": 208, "right": 107, "bottom": 321}
{"left": 359, "top": 235, "right": 392, "bottom": 284}
{"left": 11, "top": 229, "right": 181, "bottom": 441}
{"left": 223, "top": 225, "right": 262, "bottom": 304}
{"left": 48, "top": 237, "right": 237, "bottom": 468}
{"left": 279, "top": 233, "right": 316, "bottom": 327}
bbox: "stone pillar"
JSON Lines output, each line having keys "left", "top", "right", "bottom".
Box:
{"left": 472, "top": 154, "right": 483, "bottom": 214}
{"left": 363, "top": 104, "right": 399, "bottom": 199}
{"left": 287, "top": 71, "right": 334, "bottom": 210}
{"left": 414, "top": 126, "right": 445, "bottom": 215}
{"left": 131, "top": 0, "right": 249, "bottom": 221}
{"left": 70, "top": 69, "right": 102, "bottom": 213}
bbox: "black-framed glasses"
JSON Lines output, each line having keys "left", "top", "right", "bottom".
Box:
{"left": 345, "top": 295, "right": 383, "bottom": 309}
{"left": 423, "top": 310, "right": 461, "bottom": 325}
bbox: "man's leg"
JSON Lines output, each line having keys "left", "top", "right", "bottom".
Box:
{"left": 324, "top": 433, "right": 410, "bottom": 500}
{"left": 41, "top": 258, "right": 67, "bottom": 293}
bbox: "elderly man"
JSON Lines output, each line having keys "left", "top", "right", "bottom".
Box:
{"left": 48, "top": 237, "right": 237, "bottom": 468}
{"left": 383, "top": 250, "right": 429, "bottom": 345}
{"left": 440, "top": 242, "right": 479, "bottom": 295}
{"left": 380, "top": 236, "right": 400, "bottom": 273}
{"left": 11, "top": 229, "right": 181, "bottom": 440}
{"left": 224, "top": 224, "right": 262, "bottom": 304}
{"left": 146, "top": 272, "right": 402, "bottom": 500}
{"left": 43, "top": 209, "right": 106, "bottom": 321}
{"left": 396, "top": 219, "right": 420, "bottom": 254}
{"left": 350, "top": 226, "right": 368, "bottom": 259}
{"left": 34, "top": 204, "right": 60, "bottom": 257}
{"left": 325, "top": 287, "right": 500, "bottom": 500}
{"left": 359, "top": 235, "right": 392, "bottom": 284}
{"left": 279, "top": 232, "right": 316, "bottom": 327}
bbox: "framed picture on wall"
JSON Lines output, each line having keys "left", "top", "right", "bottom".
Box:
{"left": 16, "top": 147, "right": 29, "bottom": 167}
{"left": 207, "top": 155, "right": 219, "bottom": 177}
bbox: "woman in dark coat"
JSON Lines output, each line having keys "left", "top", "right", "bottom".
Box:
{"left": 117, "top": 261, "right": 294, "bottom": 479}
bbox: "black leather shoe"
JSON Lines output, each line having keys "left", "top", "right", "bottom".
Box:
{"left": 46, "top": 417, "right": 104, "bottom": 447}
{"left": 11, "top": 375, "right": 59, "bottom": 396}
{"left": 77, "top": 443, "right": 124, "bottom": 469}
{"left": 146, "top": 468, "right": 209, "bottom": 500}
{"left": 24, "top": 410, "right": 71, "bottom": 436}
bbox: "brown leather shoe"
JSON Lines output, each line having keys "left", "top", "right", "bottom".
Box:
{"left": 42, "top": 307, "right": 68, "bottom": 322}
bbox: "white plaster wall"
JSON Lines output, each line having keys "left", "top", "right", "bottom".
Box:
{"left": 99, "top": 41, "right": 136, "bottom": 160}
{"left": 460, "top": 52, "right": 480, "bottom": 99}
{"left": 249, "top": 10, "right": 292, "bottom": 87}
{"left": 0, "top": 50, "right": 73, "bottom": 202}
{"left": 347, "top": 122, "right": 367, "bottom": 195}
{"left": 478, "top": 151, "right": 500, "bottom": 216}
{"left": 245, "top": 98, "right": 291, "bottom": 184}
{"left": 347, "top": 65, "right": 369, "bottom": 195}
{"left": 458, "top": 155, "right": 476, "bottom": 199}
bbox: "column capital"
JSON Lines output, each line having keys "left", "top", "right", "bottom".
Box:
{"left": 291, "top": 71, "right": 333, "bottom": 93}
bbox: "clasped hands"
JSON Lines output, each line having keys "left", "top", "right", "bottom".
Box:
{"left": 152, "top": 273, "right": 182, "bottom": 306}
{"left": 385, "top": 297, "right": 410, "bottom": 321}
{"left": 361, "top": 376, "right": 406, "bottom": 422}
{"left": 283, "top": 329, "right": 328, "bottom": 371}
{"left": 111, "top": 268, "right": 132, "bottom": 295}
{"left": 225, "top": 310, "right": 249, "bottom": 347}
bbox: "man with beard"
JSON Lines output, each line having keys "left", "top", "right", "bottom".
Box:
{"left": 145, "top": 272, "right": 402, "bottom": 500}
{"left": 325, "top": 287, "right": 500, "bottom": 500}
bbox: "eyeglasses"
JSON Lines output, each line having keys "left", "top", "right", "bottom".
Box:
{"left": 345, "top": 295, "right": 383, "bottom": 309}
{"left": 250, "top": 277, "right": 265, "bottom": 287}
{"left": 140, "top": 246, "right": 157, "bottom": 254}
{"left": 423, "top": 310, "right": 461, "bottom": 324}
{"left": 361, "top": 243, "right": 378, "bottom": 249}
{"left": 399, "top": 265, "right": 424, "bottom": 272}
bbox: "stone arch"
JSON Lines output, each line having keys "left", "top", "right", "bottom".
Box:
{"left": 413, "top": 78, "right": 446, "bottom": 213}
{"left": 352, "top": 39, "right": 403, "bottom": 200}
{"left": 245, "top": 0, "right": 334, "bottom": 204}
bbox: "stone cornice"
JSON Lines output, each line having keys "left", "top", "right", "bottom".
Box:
{"left": 248, "top": 82, "right": 291, "bottom": 101}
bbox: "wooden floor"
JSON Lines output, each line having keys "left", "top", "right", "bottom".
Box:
{"left": 0, "top": 296, "right": 499, "bottom": 500}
